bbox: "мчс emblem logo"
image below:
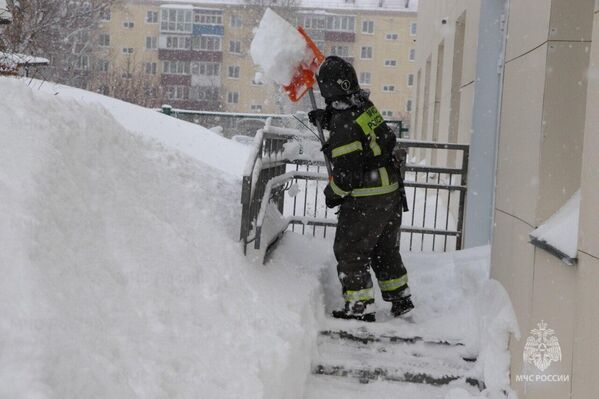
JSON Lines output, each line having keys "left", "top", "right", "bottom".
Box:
{"left": 337, "top": 79, "right": 351, "bottom": 91}
{"left": 523, "top": 320, "right": 562, "bottom": 372}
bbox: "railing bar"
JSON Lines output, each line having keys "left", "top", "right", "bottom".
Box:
{"left": 409, "top": 171, "right": 418, "bottom": 251}
{"left": 302, "top": 165, "right": 309, "bottom": 235}
{"left": 432, "top": 173, "right": 440, "bottom": 252}
{"left": 292, "top": 163, "right": 299, "bottom": 233}
{"left": 444, "top": 174, "right": 452, "bottom": 251}
{"left": 313, "top": 165, "right": 319, "bottom": 237}
{"left": 421, "top": 172, "right": 429, "bottom": 252}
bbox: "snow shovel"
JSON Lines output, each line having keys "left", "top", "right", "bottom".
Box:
{"left": 282, "top": 27, "right": 332, "bottom": 178}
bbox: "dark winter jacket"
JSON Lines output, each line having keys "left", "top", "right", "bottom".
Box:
{"left": 322, "top": 93, "right": 402, "bottom": 205}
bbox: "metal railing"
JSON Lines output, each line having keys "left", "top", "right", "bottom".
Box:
{"left": 240, "top": 118, "right": 469, "bottom": 259}
{"left": 159, "top": 105, "right": 408, "bottom": 140}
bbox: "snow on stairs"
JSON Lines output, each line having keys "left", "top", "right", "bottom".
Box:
{"left": 306, "top": 326, "right": 484, "bottom": 398}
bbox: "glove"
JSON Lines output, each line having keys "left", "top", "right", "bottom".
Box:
{"left": 324, "top": 184, "right": 345, "bottom": 208}
{"left": 308, "top": 109, "right": 330, "bottom": 130}
{"left": 321, "top": 141, "right": 332, "bottom": 162}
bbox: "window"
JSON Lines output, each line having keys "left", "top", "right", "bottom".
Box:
{"left": 98, "top": 60, "right": 109, "bottom": 72}
{"left": 122, "top": 47, "right": 134, "bottom": 55}
{"left": 381, "top": 110, "right": 393, "bottom": 118}
{"left": 196, "top": 87, "right": 219, "bottom": 101}
{"left": 228, "top": 65, "right": 240, "bottom": 79}
{"left": 75, "top": 55, "right": 89, "bottom": 70}
{"left": 407, "top": 73, "right": 414, "bottom": 86}
{"left": 144, "top": 62, "right": 157, "bottom": 75}
{"left": 146, "top": 36, "right": 157, "bottom": 50}
{"left": 385, "top": 33, "right": 398, "bottom": 40}
{"left": 192, "top": 62, "right": 220, "bottom": 76}
{"left": 326, "top": 15, "right": 355, "bottom": 32}
{"left": 123, "top": 21, "right": 134, "bottom": 29}
{"left": 360, "top": 46, "right": 373, "bottom": 59}
{"left": 147, "top": 11, "right": 158, "bottom": 23}
{"left": 406, "top": 100, "right": 413, "bottom": 112}
{"left": 100, "top": 8, "right": 111, "bottom": 22}
{"left": 163, "top": 61, "right": 191, "bottom": 75}
{"left": 362, "top": 20, "right": 374, "bottom": 34}
{"left": 383, "top": 85, "right": 395, "bottom": 92}
{"left": 302, "top": 15, "right": 325, "bottom": 30}
{"left": 166, "top": 85, "right": 189, "bottom": 100}
{"left": 192, "top": 36, "right": 221, "bottom": 51}
{"left": 410, "top": 22, "right": 417, "bottom": 36}
{"left": 250, "top": 104, "right": 262, "bottom": 112}
{"left": 161, "top": 9, "right": 192, "bottom": 33}
{"left": 359, "top": 72, "right": 371, "bottom": 85}
{"left": 227, "top": 91, "right": 239, "bottom": 104}
{"left": 331, "top": 46, "right": 350, "bottom": 57}
{"left": 409, "top": 48, "right": 416, "bottom": 61}
{"left": 384, "top": 59, "right": 397, "bottom": 67}
{"left": 229, "top": 40, "right": 241, "bottom": 54}
{"left": 195, "top": 9, "right": 223, "bottom": 25}
{"left": 98, "top": 33, "right": 110, "bottom": 47}
{"left": 122, "top": 72, "right": 132, "bottom": 80}
{"left": 230, "top": 15, "right": 242, "bottom": 28}
{"left": 166, "top": 36, "right": 191, "bottom": 50}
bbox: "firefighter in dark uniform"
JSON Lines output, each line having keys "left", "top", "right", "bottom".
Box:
{"left": 309, "top": 56, "right": 414, "bottom": 322}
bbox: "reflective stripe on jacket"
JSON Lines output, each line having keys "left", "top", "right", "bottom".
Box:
{"left": 327, "top": 101, "right": 400, "bottom": 198}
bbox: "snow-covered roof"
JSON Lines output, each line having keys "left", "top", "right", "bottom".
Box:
{"left": 0, "top": 0, "right": 12, "bottom": 23}
{"left": 158, "top": 0, "right": 418, "bottom": 12}
{"left": 0, "top": 52, "right": 50, "bottom": 68}
{"left": 530, "top": 190, "right": 580, "bottom": 264}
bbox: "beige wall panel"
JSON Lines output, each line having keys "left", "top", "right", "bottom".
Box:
{"left": 456, "top": 82, "right": 474, "bottom": 144}
{"left": 506, "top": 0, "right": 551, "bottom": 61}
{"left": 520, "top": 249, "right": 576, "bottom": 399}
{"left": 579, "top": 13, "right": 599, "bottom": 258}
{"left": 548, "top": 0, "right": 594, "bottom": 41}
{"left": 535, "top": 42, "right": 589, "bottom": 224}
{"left": 460, "top": 0, "right": 480, "bottom": 86}
{"left": 495, "top": 45, "right": 547, "bottom": 225}
{"left": 490, "top": 211, "right": 535, "bottom": 339}
{"left": 572, "top": 252, "right": 599, "bottom": 399}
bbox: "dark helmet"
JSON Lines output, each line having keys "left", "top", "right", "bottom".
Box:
{"left": 316, "top": 56, "right": 360, "bottom": 100}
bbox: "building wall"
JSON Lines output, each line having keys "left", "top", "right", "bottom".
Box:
{"left": 99, "top": 1, "right": 416, "bottom": 117}
{"left": 492, "top": 1, "right": 593, "bottom": 396}
{"left": 411, "top": 0, "right": 480, "bottom": 163}
{"left": 416, "top": 0, "right": 599, "bottom": 397}
{"left": 572, "top": 3, "right": 599, "bottom": 399}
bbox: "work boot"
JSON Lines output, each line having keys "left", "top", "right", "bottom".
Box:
{"left": 332, "top": 300, "right": 376, "bottom": 322}
{"left": 391, "top": 296, "right": 414, "bottom": 318}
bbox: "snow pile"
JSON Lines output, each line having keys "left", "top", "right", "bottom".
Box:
{"left": 529, "top": 190, "right": 580, "bottom": 260}
{"left": 33, "top": 80, "right": 250, "bottom": 177}
{"left": 0, "top": 77, "right": 328, "bottom": 398}
{"left": 250, "top": 8, "right": 311, "bottom": 86}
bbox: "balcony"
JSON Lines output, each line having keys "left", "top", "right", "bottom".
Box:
{"left": 192, "top": 24, "right": 224, "bottom": 36}
{"left": 160, "top": 74, "right": 191, "bottom": 85}
{"left": 159, "top": 49, "right": 223, "bottom": 62}
{"left": 324, "top": 31, "right": 355, "bottom": 42}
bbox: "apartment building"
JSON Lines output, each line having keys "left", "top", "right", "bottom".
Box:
{"left": 413, "top": 1, "right": 599, "bottom": 398}
{"left": 94, "top": 0, "right": 417, "bottom": 118}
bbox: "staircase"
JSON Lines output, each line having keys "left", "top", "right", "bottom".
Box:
{"left": 304, "top": 323, "right": 484, "bottom": 398}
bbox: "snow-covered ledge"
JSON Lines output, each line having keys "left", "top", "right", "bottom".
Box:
{"left": 529, "top": 190, "right": 580, "bottom": 266}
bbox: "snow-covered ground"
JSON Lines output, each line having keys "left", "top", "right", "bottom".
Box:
{"left": 1, "top": 77, "right": 517, "bottom": 399}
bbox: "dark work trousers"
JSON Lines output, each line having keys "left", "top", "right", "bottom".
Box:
{"left": 333, "top": 192, "right": 410, "bottom": 304}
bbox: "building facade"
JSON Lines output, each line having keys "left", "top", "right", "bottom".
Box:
{"left": 413, "top": 1, "right": 599, "bottom": 398}
{"left": 91, "top": 0, "right": 417, "bottom": 118}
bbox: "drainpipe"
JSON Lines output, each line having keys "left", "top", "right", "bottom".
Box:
{"left": 463, "top": 0, "right": 509, "bottom": 248}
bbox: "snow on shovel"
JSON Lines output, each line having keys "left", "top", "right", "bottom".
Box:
{"left": 250, "top": 8, "right": 331, "bottom": 176}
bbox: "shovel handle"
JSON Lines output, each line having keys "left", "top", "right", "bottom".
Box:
{"left": 308, "top": 88, "right": 333, "bottom": 177}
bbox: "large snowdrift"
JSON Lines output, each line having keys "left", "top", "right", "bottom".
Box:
{"left": 31, "top": 80, "right": 250, "bottom": 177}
{"left": 0, "top": 78, "right": 327, "bottom": 398}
